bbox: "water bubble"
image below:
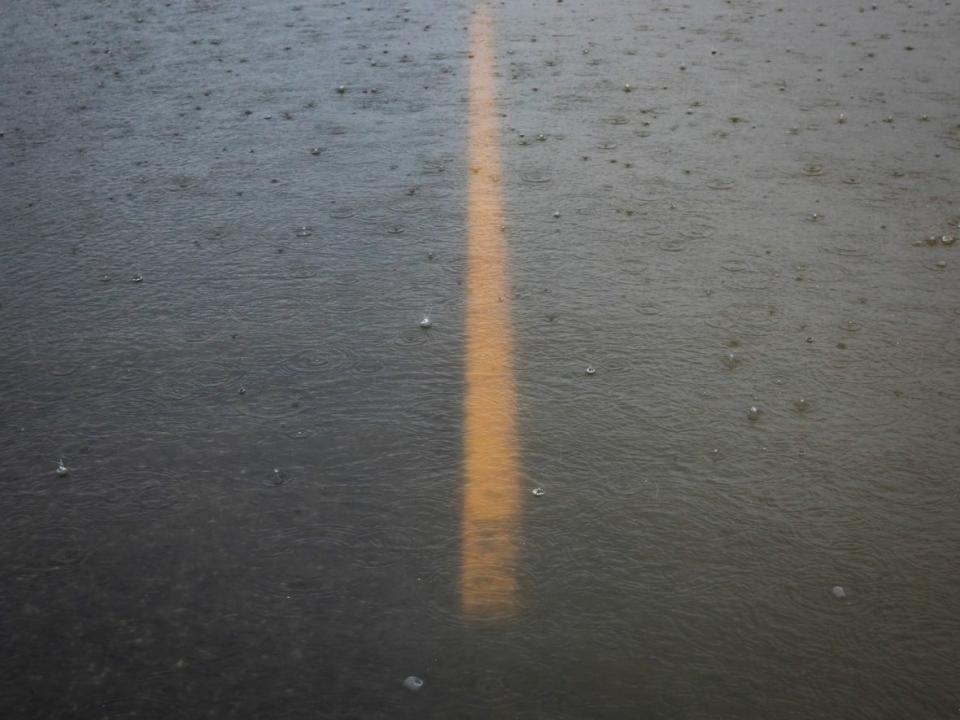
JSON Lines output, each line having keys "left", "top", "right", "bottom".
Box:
{"left": 936, "top": 260, "right": 947, "bottom": 269}
{"left": 238, "top": 386, "right": 246, "bottom": 395}
{"left": 309, "top": 147, "right": 322, "bottom": 155}
{"left": 832, "top": 585, "right": 847, "bottom": 599}
{"left": 266, "top": 468, "right": 286, "bottom": 487}
{"left": 419, "top": 316, "right": 432, "bottom": 329}
{"left": 795, "top": 398, "right": 811, "bottom": 412}
{"left": 940, "top": 235, "right": 956, "bottom": 246}
{"left": 721, "top": 352, "right": 739, "bottom": 369}
{"left": 801, "top": 163, "right": 824, "bottom": 176}
{"left": 55, "top": 459, "right": 69, "bottom": 477}
{"left": 585, "top": 366, "right": 596, "bottom": 376}
{"left": 402, "top": 676, "right": 424, "bottom": 691}
{"left": 100, "top": 274, "right": 111, "bottom": 283}
{"left": 836, "top": 113, "right": 847, "bottom": 124}
{"left": 706, "top": 177, "right": 735, "bottom": 190}
{"left": 842, "top": 320, "right": 862, "bottom": 332}
{"left": 336, "top": 84, "right": 346, "bottom": 94}
{"left": 747, "top": 405, "right": 761, "bottom": 421}
{"left": 552, "top": 210, "right": 560, "bottom": 218}
{"left": 295, "top": 226, "right": 312, "bottom": 237}
{"left": 531, "top": 487, "right": 545, "bottom": 496}
{"left": 536, "top": 133, "right": 546, "bottom": 141}
{"left": 623, "top": 83, "right": 632, "bottom": 92}
{"left": 883, "top": 115, "right": 893, "bottom": 123}
{"left": 807, "top": 212, "right": 823, "bottom": 222}
{"left": 329, "top": 207, "right": 356, "bottom": 219}
{"left": 520, "top": 169, "right": 551, "bottom": 184}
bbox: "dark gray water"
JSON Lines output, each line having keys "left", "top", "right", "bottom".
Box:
{"left": 2, "top": 0, "right": 958, "bottom": 718}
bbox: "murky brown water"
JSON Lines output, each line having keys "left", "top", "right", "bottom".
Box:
{"left": 2, "top": 0, "right": 958, "bottom": 718}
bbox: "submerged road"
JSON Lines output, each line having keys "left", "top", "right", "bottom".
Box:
{"left": 462, "top": 6, "right": 521, "bottom": 620}
{"left": 1, "top": 0, "right": 959, "bottom": 718}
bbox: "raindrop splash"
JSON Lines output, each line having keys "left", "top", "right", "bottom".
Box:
{"left": 403, "top": 676, "right": 424, "bottom": 692}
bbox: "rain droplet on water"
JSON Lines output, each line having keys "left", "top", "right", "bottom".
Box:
{"left": 795, "top": 398, "right": 811, "bottom": 412}
{"left": 295, "top": 226, "right": 312, "bottom": 237}
{"left": 585, "top": 366, "right": 597, "bottom": 376}
{"left": 403, "top": 676, "right": 424, "bottom": 691}
{"left": 419, "top": 316, "right": 432, "bottom": 329}
{"left": 747, "top": 406, "right": 761, "bottom": 421}
{"left": 832, "top": 585, "right": 847, "bottom": 599}
{"left": 722, "top": 352, "right": 740, "bottom": 369}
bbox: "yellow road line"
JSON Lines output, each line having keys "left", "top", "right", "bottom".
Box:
{"left": 461, "top": 5, "right": 521, "bottom": 619}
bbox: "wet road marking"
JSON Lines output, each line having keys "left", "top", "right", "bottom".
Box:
{"left": 461, "top": 5, "right": 521, "bottom": 619}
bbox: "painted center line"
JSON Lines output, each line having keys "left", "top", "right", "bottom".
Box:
{"left": 461, "top": 5, "right": 521, "bottom": 619}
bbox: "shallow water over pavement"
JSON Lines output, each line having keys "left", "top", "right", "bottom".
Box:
{"left": 1, "top": 0, "right": 958, "bottom": 718}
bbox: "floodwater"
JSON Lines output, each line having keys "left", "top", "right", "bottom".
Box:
{"left": 1, "top": 0, "right": 958, "bottom": 717}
